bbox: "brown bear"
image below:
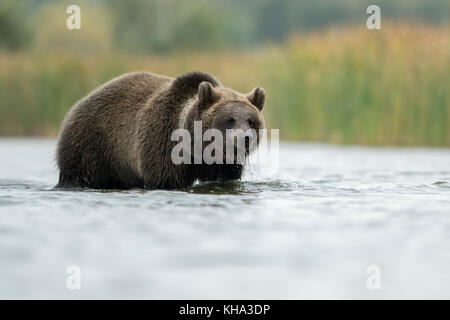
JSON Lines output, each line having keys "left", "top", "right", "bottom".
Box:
{"left": 56, "top": 71, "right": 265, "bottom": 190}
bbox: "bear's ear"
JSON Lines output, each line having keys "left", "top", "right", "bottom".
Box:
{"left": 198, "top": 81, "right": 220, "bottom": 107}
{"left": 246, "top": 87, "right": 265, "bottom": 111}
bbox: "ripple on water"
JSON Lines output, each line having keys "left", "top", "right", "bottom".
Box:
{"left": 184, "top": 180, "right": 300, "bottom": 195}
{"left": 2, "top": 140, "right": 450, "bottom": 299}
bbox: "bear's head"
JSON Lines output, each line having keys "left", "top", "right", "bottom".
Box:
{"left": 184, "top": 81, "right": 265, "bottom": 164}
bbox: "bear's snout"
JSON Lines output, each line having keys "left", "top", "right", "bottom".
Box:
{"left": 230, "top": 129, "right": 256, "bottom": 155}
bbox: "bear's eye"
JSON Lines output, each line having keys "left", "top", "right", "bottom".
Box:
{"left": 248, "top": 119, "right": 255, "bottom": 128}
{"left": 227, "top": 118, "right": 235, "bottom": 125}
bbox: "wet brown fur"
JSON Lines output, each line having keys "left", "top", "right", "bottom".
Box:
{"left": 56, "top": 71, "right": 265, "bottom": 190}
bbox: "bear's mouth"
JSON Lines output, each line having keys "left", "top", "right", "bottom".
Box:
{"left": 222, "top": 139, "right": 254, "bottom": 164}
{"left": 194, "top": 133, "right": 257, "bottom": 165}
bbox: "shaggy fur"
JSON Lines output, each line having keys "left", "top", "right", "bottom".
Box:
{"left": 56, "top": 71, "right": 265, "bottom": 190}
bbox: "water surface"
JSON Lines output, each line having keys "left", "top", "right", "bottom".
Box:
{"left": 1, "top": 138, "right": 450, "bottom": 299}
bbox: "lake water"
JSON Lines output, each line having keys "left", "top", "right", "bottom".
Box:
{"left": 0, "top": 138, "right": 449, "bottom": 299}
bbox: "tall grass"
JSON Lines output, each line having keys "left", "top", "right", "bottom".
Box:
{"left": 269, "top": 24, "right": 450, "bottom": 145}
{"left": 0, "top": 24, "right": 448, "bottom": 145}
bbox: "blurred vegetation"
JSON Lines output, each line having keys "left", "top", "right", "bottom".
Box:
{"left": 0, "top": 0, "right": 32, "bottom": 51}
{"left": 269, "top": 25, "right": 450, "bottom": 145}
{"left": 0, "top": 0, "right": 449, "bottom": 145}
{"left": 1, "top": 0, "right": 449, "bottom": 53}
{"left": 33, "top": 2, "right": 112, "bottom": 55}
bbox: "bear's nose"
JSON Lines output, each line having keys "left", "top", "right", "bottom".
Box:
{"left": 244, "top": 135, "right": 251, "bottom": 153}
{"left": 233, "top": 131, "right": 253, "bottom": 153}
{"left": 225, "top": 117, "right": 235, "bottom": 129}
